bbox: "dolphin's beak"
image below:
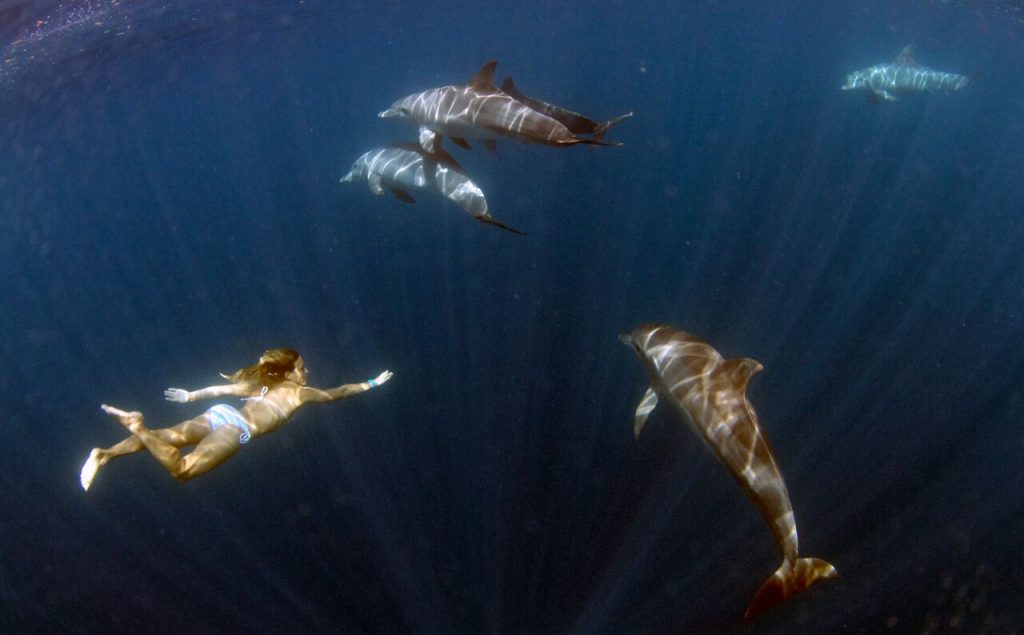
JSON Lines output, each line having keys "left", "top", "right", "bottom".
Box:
{"left": 340, "top": 170, "right": 355, "bottom": 183}
{"left": 618, "top": 333, "right": 634, "bottom": 346}
{"left": 378, "top": 108, "right": 400, "bottom": 118}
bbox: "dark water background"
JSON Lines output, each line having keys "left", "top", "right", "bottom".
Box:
{"left": 2, "top": 0, "right": 1023, "bottom": 632}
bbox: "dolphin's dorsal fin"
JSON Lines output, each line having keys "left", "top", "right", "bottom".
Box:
{"left": 469, "top": 60, "right": 499, "bottom": 93}
{"left": 894, "top": 45, "right": 917, "bottom": 66}
{"left": 720, "top": 358, "right": 763, "bottom": 392}
{"left": 500, "top": 76, "right": 523, "bottom": 99}
{"left": 634, "top": 387, "right": 659, "bottom": 438}
{"left": 367, "top": 172, "right": 384, "bottom": 195}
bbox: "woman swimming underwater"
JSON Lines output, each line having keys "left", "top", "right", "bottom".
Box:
{"left": 80, "top": 348, "right": 392, "bottom": 490}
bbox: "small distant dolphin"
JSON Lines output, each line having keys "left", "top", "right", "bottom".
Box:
{"left": 620, "top": 324, "right": 837, "bottom": 621}
{"left": 842, "top": 45, "right": 973, "bottom": 102}
{"left": 340, "top": 142, "right": 524, "bottom": 235}
{"left": 379, "top": 60, "right": 630, "bottom": 151}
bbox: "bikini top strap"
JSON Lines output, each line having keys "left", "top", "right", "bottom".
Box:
{"left": 241, "top": 386, "right": 269, "bottom": 402}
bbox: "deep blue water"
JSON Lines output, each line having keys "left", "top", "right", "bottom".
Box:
{"left": 2, "top": 1, "right": 1023, "bottom": 632}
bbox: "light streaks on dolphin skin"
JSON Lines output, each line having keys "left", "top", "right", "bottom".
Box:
{"left": 340, "top": 142, "right": 524, "bottom": 235}
{"left": 842, "top": 45, "right": 973, "bottom": 102}
{"left": 343, "top": 59, "right": 632, "bottom": 235}
{"left": 378, "top": 60, "right": 631, "bottom": 151}
{"left": 621, "top": 324, "right": 838, "bottom": 621}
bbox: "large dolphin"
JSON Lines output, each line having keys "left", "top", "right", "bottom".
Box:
{"left": 379, "top": 60, "right": 630, "bottom": 151}
{"left": 842, "top": 45, "right": 973, "bottom": 102}
{"left": 620, "top": 324, "right": 837, "bottom": 621}
{"left": 340, "top": 142, "right": 524, "bottom": 235}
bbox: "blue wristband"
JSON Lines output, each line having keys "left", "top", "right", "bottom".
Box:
{"left": 368, "top": 378, "right": 378, "bottom": 388}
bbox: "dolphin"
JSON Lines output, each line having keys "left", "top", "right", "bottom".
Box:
{"left": 499, "top": 76, "right": 633, "bottom": 138}
{"left": 620, "top": 324, "right": 837, "bottom": 621}
{"left": 842, "top": 45, "right": 973, "bottom": 102}
{"left": 340, "top": 141, "right": 524, "bottom": 235}
{"left": 379, "top": 60, "right": 629, "bottom": 151}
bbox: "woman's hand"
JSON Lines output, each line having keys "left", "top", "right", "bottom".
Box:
{"left": 164, "top": 388, "right": 190, "bottom": 403}
{"left": 369, "top": 370, "right": 393, "bottom": 387}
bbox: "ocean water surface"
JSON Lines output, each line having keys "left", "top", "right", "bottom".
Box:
{"left": 2, "top": 1, "right": 1023, "bottom": 632}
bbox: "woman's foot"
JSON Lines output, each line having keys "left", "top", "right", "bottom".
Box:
{"left": 100, "top": 404, "right": 145, "bottom": 433}
{"left": 79, "top": 448, "right": 103, "bottom": 491}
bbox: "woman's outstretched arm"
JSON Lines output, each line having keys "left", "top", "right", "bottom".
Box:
{"left": 164, "top": 383, "right": 251, "bottom": 403}
{"left": 300, "top": 370, "right": 393, "bottom": 404}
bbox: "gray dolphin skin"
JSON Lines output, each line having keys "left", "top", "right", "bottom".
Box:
{"left": 340, "top": 142, "right": 524, "bottom": 235}
{"left": 620, "top": 324, "right": 837, "bottom": 621}
{"left": 842, "top": 45, "right": 972, "bottom": 102}
{"left": 378, "top": 60, "right": 630, "bottom": 150}
{"left": 499, "top": 76, "right": 633, "bottom": 137}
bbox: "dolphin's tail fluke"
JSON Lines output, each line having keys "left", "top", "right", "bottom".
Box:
{"left": 743, "top": 557, "right": 838, "bottom": 622}
{"left": 475, "top": 214, "right": 527, "bottom": 236}
{"left": 593, "top": 111, "right": 634, "bottom": 142}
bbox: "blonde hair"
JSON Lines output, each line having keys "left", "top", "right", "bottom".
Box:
{"left": 221, "top": 348, "right": 300, "bottom": 389}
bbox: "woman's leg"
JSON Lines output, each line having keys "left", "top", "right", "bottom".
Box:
{"left": 100, "top": 405, "right": 241, "bottom": 482}
{"left": 80, "top": 414, "right": 210, "bottom": 490}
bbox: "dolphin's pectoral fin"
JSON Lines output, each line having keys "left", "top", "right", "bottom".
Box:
{"left": 419, "top": 126, "right": 438, "bottom": 153}
{"left": 469, "top": 60, "right": 499, "bottom": 93}
{"left": 483, "top": 139, "right": 498, "bottom": 154}
{"left": 451, "top": 137, "right": 472, "bottom": 150}
{"left": 634, "top": 387, "right": 659, "bottom": 438}
{"left": 368, "top": 173, "right": 385, "bottom": 196}
{"left": 390, "top": 188, "right": 416, "bottom": 204}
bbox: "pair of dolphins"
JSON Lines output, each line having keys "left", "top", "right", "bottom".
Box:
{"left": 340, "top": 60, "right": 632, "bottom": 234}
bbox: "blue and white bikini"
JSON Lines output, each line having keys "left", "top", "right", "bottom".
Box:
{"left": 207, "top": 387, "right": 291, "bottom": 445}
{"left": 207, "top": 404, "right": 253, "bottom": 444}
